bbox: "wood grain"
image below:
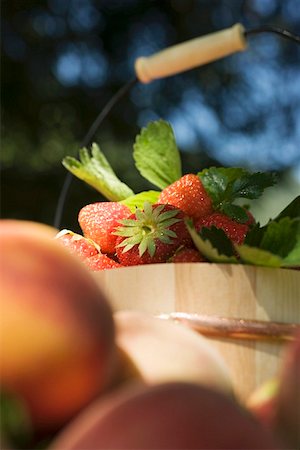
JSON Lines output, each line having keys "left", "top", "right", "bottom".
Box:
{"left": 93, "top": 263, "right": 300, "bottom": 400}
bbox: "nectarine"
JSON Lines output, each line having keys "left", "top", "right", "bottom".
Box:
{"left": 247, "top": 332, "right": 300, "bottom": 448}
{"left": 50, "top": 381, "right": 281, "bottom": 449}
{"left": 272, "top": 332, "right": 300, "bottom": 448}
{"left": 0, "top": 220, "right": 118, "bottom": 433}
{"left": 114, "top": 310, "right": 233, "bottom": 395}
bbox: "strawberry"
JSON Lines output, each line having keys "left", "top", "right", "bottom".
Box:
{"left": 169, "top": 247, "right": 206, "bottom": 263}
{"left": 114, "top": 203, "right": 193, "bottom": 266}
{"left": 85, "top": 253, "right": 123, "bottom": 271}
{"left": 158, "top": 174, "right": 213, "bottom": 221}
{"left": 55, "top": 229, "right": 99, "bottom": 260}
{"left": 195, "top": 211, "right": 254, "bottom": 245}
{"left": 78, "top": 202, "right": 131, "bottom": 254}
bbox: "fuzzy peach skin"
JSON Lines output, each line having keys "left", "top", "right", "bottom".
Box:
{"left": 114, "top": 310, "right": 233, "bottom": 396}
{"left": 274, "top": 331, "right": 300, "bottom": 449}
{"left": 248, "top": 332, "right": 300, "bottom": 449}
{"left": 0, "top": 220, "right": 118, "bottom": 432}
{"left": 246, "top": 377, "right": 279, "bottom": 430}
{"left": 49, "top": 381, "right": 282, "bottom": 450}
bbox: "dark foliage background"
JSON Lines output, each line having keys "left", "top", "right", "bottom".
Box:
{"left": 1, "top": 0, "right": 300, "bottom": 231}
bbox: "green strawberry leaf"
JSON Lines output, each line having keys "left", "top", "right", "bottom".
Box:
{"left": 258, "top": 217, "right": 299, "bottom": 258}
{"left": 120, "top": 191, "right": 160, "bottom": 213}
{"left": 245, "top": 217, "right": 299, "bottom": 258}
{"left": 243, "top": 222, "right": 265, "bottom": 247}
{"left": 238, "top": 217, "right": 300, "bottom": 267}
{"left": 273, "top": 195, "right": 300, "bottom": 221}
{"left": 133, "top": 120, "right": 182, "bottom": 189}
{"left": 62, "top": 143, "right": 134, "bottom": 201}
{"left": 235, "top": 245, "right": 283, "bottom": 267}
{"left": 231, "top": 172, "right": 278, "bottom": 200}
{"left": 186, "top": 221, "right": 238, "bottom": 263}
{"left": 198, "top": 167, "right": 245, "bottom": 206}
{"left": 200, "top": 227, "right": 236, "bottom": 257}
{"left": 120, "top": 190, "right": 160, "bottom": 212}
{"left": 198, "top": 167, "right": 278, "bottom": 221}
{"left": 221, "top": 203, "right": 250, "bottom": 223}
{"left": 187, "top": 213, "right": 300, "bottom": 268}
{"left": 282, "top": 234, "right": 300, "bottom": 266}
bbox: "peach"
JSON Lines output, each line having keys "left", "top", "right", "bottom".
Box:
{"left": 247, "top": 332, "right": 300, "bottom": 449}
{"left": 0, "top": 220, "right": 118, "bottom": 433}
{"left": 246, "top": 378, "right": 279, "bottom": 430}
{"left": 273, "top": 331, "right": 300, "bottom": 449}
{"left": 114, "top": 310, "right": 233, "bottom": 395}
{"left": 0, "top": 434, "right": 12, "bottom": 450}
{"left": 50, "top": 381, "right": 281, "bottom": 449}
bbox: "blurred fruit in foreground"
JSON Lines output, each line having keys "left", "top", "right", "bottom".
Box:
{"left": 0, "top": 390, "right": 34, "bottom": 449}
{"left": 50, "top": 381, "right": 281, "bottom": 450}
{"left": 247, "top": 331, "right": 300, "bottom": 449}
{"left": 247, "top": 377, "right": 279, "bottom": 430}
{"left": 0, "top": 220, "right": 118, "bottom": 434}
{"left": 114, "top": 310, "right": 233, "bottom": 395}
{"left": 274, "top": 331, "right": 300, "bottom": 448}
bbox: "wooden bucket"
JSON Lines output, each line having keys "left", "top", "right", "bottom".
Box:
{"left": 93, "top": 263, "right": 300, "bottom": 401}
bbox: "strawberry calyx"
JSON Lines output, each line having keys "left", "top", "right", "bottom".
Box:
{"left": 113, "top": 202, "right": 182, "bottom": 257}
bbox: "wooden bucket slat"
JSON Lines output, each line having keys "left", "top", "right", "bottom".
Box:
{"left": 93, "top": 263, "right": 300, "bottom": 400}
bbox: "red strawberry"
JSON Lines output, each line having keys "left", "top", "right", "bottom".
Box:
{"left": 169, "top": 247, "right": 206, "bottom": 263}
{"left": 85, "top": 253, "right": 123, "bottom": 271}
{"left": 158, "top": 174, "right": 213, "bottom": 221}
{"left": 78, "top": 202, "right": 131, "bottom": 254}
{"left": 195, "top": 211, "right": 253, "bottom": 245}
{"left": 55, "top": 229, "right": 99, "bottom": 260}
{"left": 114, "top": 203, "right": 193, "bottom": 266}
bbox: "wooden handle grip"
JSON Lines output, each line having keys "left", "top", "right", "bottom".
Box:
{"left": 135, "top": 23, "right": 247, "bottom": 83}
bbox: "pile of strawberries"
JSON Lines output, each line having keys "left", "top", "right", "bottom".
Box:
{"left": 56, "top": 174, "right": 255, "bottom": 271}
